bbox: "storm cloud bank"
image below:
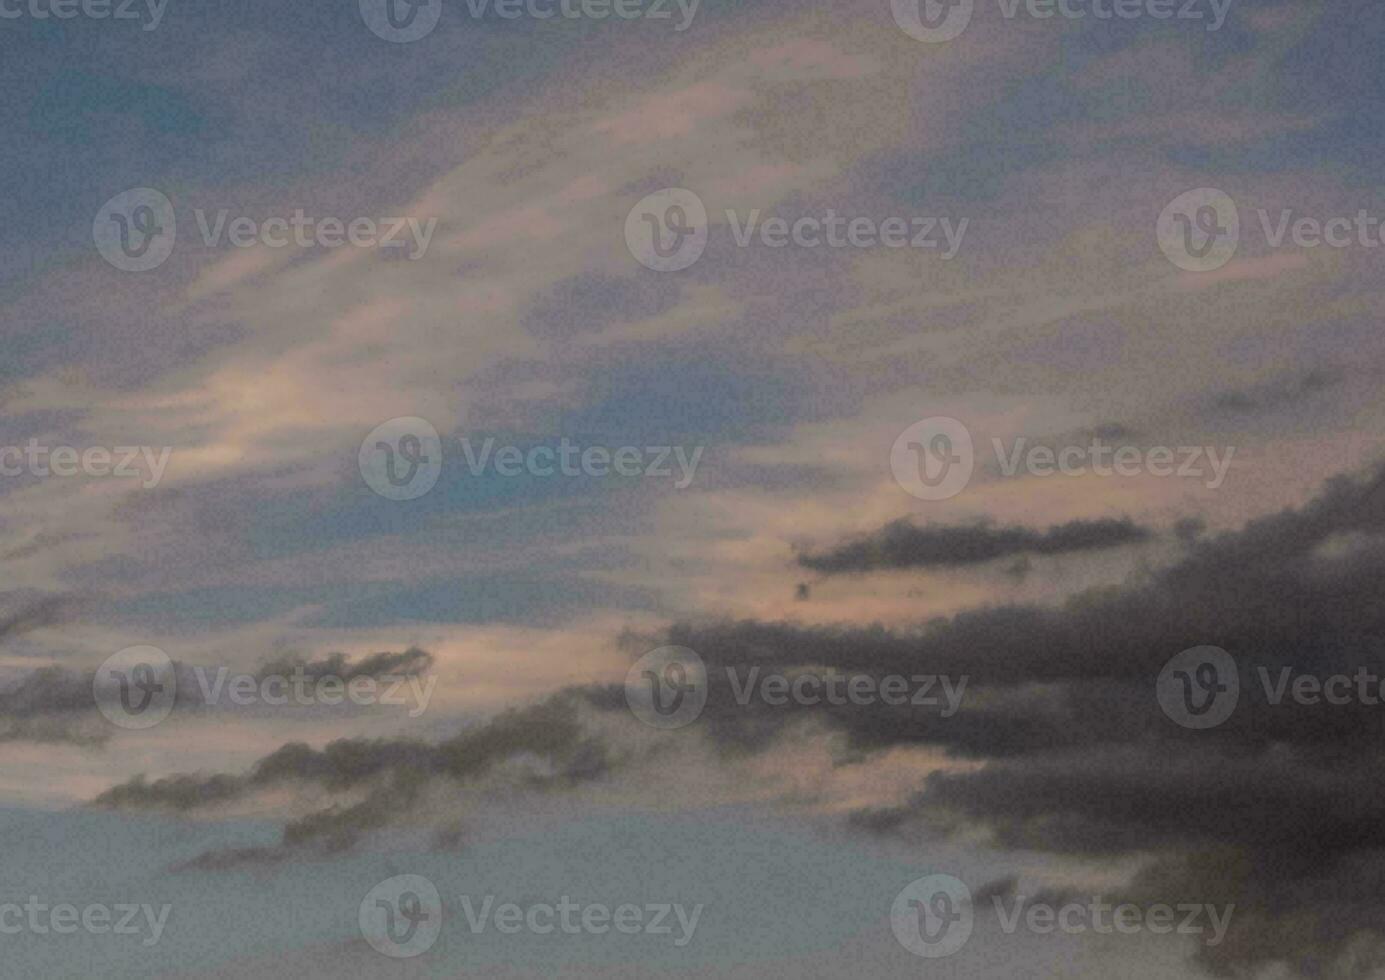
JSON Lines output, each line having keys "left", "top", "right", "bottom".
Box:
{"left": 94, "top": 464, "right": 1385, "bottom": 976}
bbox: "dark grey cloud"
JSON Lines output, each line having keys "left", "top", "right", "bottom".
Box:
{"left": 250, "top": 646, "right": 433, "bottom": 683}
{"left": 95, "top": 689, "right": 611, "bottom": 865}
{"left": 1174, "top": 516, "right": 1207, "bottom": 545}
{"left": 0, "top": 595, "right": 88, "bottom": 743}
{"left": 0, "top": 665, "right": 106, "bottom": 745}
{"left": 89, "top": 464, "right": 1385, "bottom": 974}
{"left": 797, "top": 517, "right": 1151, "bottom": 574}
{"left": 0, "top": 594, "right": 69, "bottom": 640}
{"left": 1213, "top": 367, "right": 1343, "bottom": 414}
{"left": 676, "top": 464, "right": 1385, "bottom": 976}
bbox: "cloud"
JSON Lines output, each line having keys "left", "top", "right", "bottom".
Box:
{"left": 797, "top": 517, "right": 1152, "bottom": 574}
{"left": 84, "top": 463, "right": 1385, "bottom": 974}
{"left": 64, "top": 374, "right": 1385, "bottom": 976}
{"left": 0, "top": 665, "right": 107, "bottom": 746}
{"left": 94, "top": 688, "right": 612, "bottom": 864}
{"left": 0, "top": 594, "right": 69, "bottom": 640}
{"left": 249, "top": 646, "right": 433, "bottom": 683}
{"left": 1212, "top": 367, "right": 1344, "bottom": 415}
{"left": 0, "top": 594, "right": 88, "bottom": 743}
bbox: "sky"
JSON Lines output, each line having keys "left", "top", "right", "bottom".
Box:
{"left": 2, "top": 0, "right": 1385, "bottom": 976}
